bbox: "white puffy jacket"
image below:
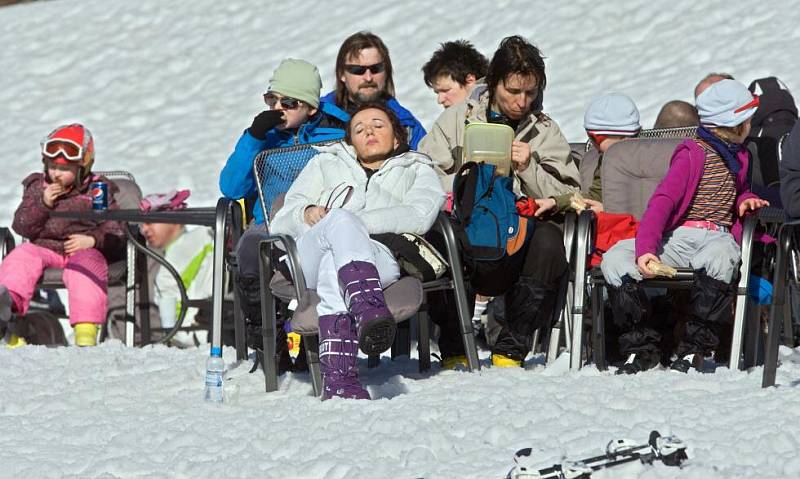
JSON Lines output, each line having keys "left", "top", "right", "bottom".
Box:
{"left": 270, "top": 142, "right": 446, "bottom": 238}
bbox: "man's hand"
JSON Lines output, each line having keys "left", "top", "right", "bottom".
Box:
{"left": 636, "top": 253, "right": 660, "bottom": 278}
{"left": 738, "top": 198, "right": 770, "bottom": 217}
{"left": 584, "top": 199, "right": 604, "bottom": 212}
{"left": 534, "top": 197, "right": 556, "bottom": 217}
{"left": 303, "top": 205, "right": 327, "bottom": 226}
{"left": 43, "top": 183, "right": 65, "bottom": 208}
{"left": 511, "top": 140, "right": 531, "bottom": 172}
{"left": 64, "top": 234, "right": 96, "bottom": 255}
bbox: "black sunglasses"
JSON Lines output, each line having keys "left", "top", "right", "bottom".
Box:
{"left": 263, "top": 93, "right": 302, "bottom": 110}
{"left": 343, "top": 62, "right": 385, "bottom": 76}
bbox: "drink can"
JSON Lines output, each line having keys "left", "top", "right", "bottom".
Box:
{"left": 90, "top": 182, "right": 108, "bottom": 211}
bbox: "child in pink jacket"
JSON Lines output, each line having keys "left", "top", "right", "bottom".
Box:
{"left": 600, "top": 80, "right": 769, "bottom": 374}
{"left": 0, "top": 124, "right": 124, "bottom": 347}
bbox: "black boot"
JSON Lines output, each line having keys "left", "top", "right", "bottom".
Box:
{"left": 672, "top": 270, "right": 735, "bottom": 372}
{"left": 492, "top": 276, "right": 561, "bottom": 362}
{"left": 608, "top": 276, "right": 661, "bottom": 374}
{"left": 237, "top": 275, "right": 291, "bottom": 374}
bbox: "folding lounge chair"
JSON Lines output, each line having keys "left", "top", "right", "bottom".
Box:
{"left": 568, "top": 137, "right": 775, "bottom": 371}
{"left": 250, "top": 142, "right": 480, "bottom": 395}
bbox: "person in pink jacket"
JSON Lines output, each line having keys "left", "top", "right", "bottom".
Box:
{"left": 600, "top": 80, "right": 769, "bottom": 374}
{"left": 0, "top": 124, "right": 124, "bottom": 347}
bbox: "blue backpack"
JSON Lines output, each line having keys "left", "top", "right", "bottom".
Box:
{"left": 451, "top": 162, "right": 532, "bottom": 262}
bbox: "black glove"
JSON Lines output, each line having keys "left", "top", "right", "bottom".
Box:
{"left": 248, "top": 110, "right": 285, "bottom": 140}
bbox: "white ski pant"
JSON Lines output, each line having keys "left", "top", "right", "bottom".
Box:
{"left": 601, "top": 226, "right": 741, "bottom": 287}
{"left": 294, "top": 209, "right": 400, "bottom": 316}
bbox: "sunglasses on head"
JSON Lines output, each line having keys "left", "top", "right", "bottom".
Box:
{"left": 343, "top": 62, "right": 385, "bottom": 76}
{"left": 42, "top": 139, "right": 83, "bottom": 161}
{"left": 263, "top": 93, "right": 302, "bottom": 110}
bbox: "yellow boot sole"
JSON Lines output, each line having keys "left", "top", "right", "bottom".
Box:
{"left": 491, "top": 354, "right": 522, "bottom": 368}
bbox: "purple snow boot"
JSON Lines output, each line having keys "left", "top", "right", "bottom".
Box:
{"left": 338, "top": 260, "right": 396, "bottom": 355}
{"left": 319, "top": 313, "right": 370, "bottom": 400}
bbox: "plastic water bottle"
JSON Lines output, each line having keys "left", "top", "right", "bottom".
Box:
{"left": 204, "top": 347, "right": 224, "bottom": 403}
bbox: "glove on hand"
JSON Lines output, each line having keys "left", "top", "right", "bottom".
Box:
{"left": 249, "top": 110, "right": 285, "bottom": 140}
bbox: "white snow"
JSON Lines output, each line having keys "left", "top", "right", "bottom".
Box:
{"left": 2, "top": 0, "right": 800, "bottom": 477}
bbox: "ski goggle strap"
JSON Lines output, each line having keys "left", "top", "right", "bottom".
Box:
{"left": 42, "top": 138, "right": 84, "bottom": 162}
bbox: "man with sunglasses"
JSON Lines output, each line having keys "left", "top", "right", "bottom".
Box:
{"left": 320, "top": 31, "right": 426, "bottom": 149}
{"left": 220, "top": 58, "right": 346, "bottom": 371}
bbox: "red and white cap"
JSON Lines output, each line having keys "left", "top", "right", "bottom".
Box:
{"left": 697, "top": 79, "right": 759, "bottom": 128}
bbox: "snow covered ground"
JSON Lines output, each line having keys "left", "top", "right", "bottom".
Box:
{"left": 2, "top": 0, "right": 800, "bottom": 477}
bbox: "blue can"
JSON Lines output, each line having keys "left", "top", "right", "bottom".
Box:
{"left": 90, "top": 182, "right": 108, "bottom": 211}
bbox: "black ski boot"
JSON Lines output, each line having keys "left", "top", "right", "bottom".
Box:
{"left": 671, "top": 270, "right": 735, "bottom": 373}
{"left": 608, "top": 276, "right": 661, "bottom": 374}
{"left": 492, "top": 276, "right": 561, "bottom": 363}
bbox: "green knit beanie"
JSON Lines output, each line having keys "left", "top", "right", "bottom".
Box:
{"left": 268, "top": 59, "right": 322, "bottom": 109}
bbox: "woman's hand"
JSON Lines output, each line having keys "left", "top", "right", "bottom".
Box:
{"left": 64, "top": 234, "right": 96, "bottom": 255}
{"left": 303, "top": 205, "right": 327, "bottom": 226}
{"left": 584, "top": 198, "right": 604, "bottom": 212}
{"left": 636, "top": 253, "right": 660, "bottom": 278}
{"left": 738, "top": 198, "right": 770, "bottom": 217}
{"left": 534, "top": 197, "right": 556, "bottom": 217}
{"left": 43, "top": 183, "right": 65, "bottom": 208}
{"left": 511, "top": 140, "right": 531, "bottom": 172}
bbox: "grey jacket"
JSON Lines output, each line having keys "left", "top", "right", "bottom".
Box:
{"left": 418, "top": 87, "right": 580, "bottom": 198}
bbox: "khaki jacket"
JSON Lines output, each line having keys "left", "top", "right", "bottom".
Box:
{"left": 418, "top": 88, "right": 580, "bottom": 198}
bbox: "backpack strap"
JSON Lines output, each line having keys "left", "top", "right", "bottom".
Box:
{"left": 453, "top": 161, "right": 480, "bottom": 224}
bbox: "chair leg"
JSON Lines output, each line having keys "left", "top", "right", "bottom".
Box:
{"left": 259, "top": 242, "right": 278, "bottom": 392}
{"left": 391, "top": 320, "right": 411, "bottom": 360}
{"left": 763, "top": 225, "right": 792, "bottom": 387}
{"left": 546, "top": 322, "right": 561, "bottom": 364}
{"left": 742, "top": 299, "right": 761, "bottom": 369}
{"left": 367, "top": 354, "right": 380, "bottom": 368}
{"left": 418, "top": 311, "right": 431, "bottom": 372}
{"left": 592, "top": 281, "right": 607, "bottom": 371}
{"left": 230, "top": 263, "right": 247, "bottom": 361}
{"left": 305, "top": 334, "right": 322, "bottom": 397}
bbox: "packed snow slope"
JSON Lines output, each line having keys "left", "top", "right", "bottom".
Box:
{"left": 3, "top": 0, "right": 800, "bottom": 478}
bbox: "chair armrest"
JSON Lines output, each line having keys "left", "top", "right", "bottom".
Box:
{"left": 258, "top": 234, "right": 308, "bottom": 306}
{"left": 0, "top": 227, "right": 15, "bottom": 259}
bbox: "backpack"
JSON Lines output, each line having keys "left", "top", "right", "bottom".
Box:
{"left": 451, "top": 162, "right": 531, "bottom": 263}
{"left": 747, "top": 77, "right": 798, "bottom": 189}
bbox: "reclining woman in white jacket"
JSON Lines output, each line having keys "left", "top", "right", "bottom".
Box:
{"left": 270, "top": 103, "right": 446, "bottom": 400}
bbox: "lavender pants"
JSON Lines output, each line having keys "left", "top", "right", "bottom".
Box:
{"left": 0, "top": 243, "right": 108, "bottom": 325}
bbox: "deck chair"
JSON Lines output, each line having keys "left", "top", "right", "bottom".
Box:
{"left": 568, "top": 138, "right": 776, "bottom": 371}
{"left": 543, "top": 145, "right": 601, "bottom": 363}
{"left": 0, "top": 171, "right": 141, "bottom": 343}
{"left": 250, "top": 142, "right": 479, "bottom": 395}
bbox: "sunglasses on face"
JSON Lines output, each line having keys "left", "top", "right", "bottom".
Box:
{"left": 42, "top": 139, "right": 83, "bottom": 161}
{"left": 343, "top": 62, "right": 385, "bottom": 76}
{"left": 263, "top": 93, "right": 302, "bottom": 110}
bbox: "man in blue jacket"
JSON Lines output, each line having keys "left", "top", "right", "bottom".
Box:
{"left": 321, "top": 31, "right": 426, "bottom": 149}
{"left": 220, "top": 58, "right": 345, "bottom": 370}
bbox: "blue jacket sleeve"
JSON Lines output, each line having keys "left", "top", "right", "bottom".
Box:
{"left": 407, "top": 119, "right": 427, "bottom": 150}
{"left": 219, "top": 130, "right": 268, "bottom": 200}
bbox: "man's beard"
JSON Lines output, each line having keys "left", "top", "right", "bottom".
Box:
{"left": 352, "top": 83, "right": 385, "bottom": 104}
